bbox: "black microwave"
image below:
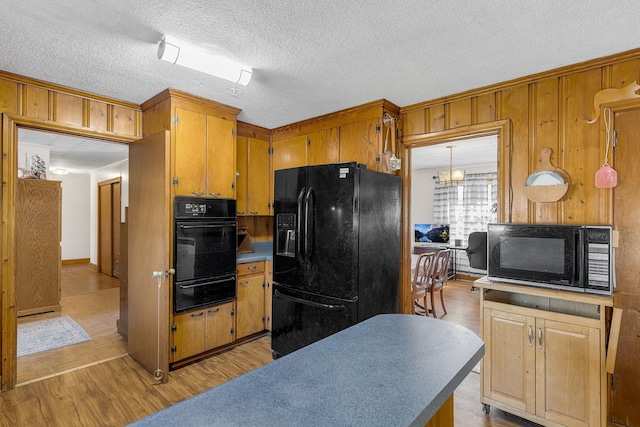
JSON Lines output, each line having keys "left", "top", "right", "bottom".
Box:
{"left": 487, "top": 223, "right": 614, "bottom": 295}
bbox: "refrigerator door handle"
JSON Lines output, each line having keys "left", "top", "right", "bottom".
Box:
{"left": 296, "top": 186, "right": 306, "bottom": 264}
{"left": 304, "top": 187, "right": 313, "bottom": 262}
{"left": 274, "top": 289, "right": 346, "bottom": 310}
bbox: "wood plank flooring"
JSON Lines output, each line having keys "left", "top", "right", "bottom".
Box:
{"left": 3, "top": 271, "right": 542, "bottom": 426}
{"left": 16, "top": 265, "right": 127, "bottom": 385}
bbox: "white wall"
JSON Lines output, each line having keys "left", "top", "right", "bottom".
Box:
{"left": 89, "top": 159, "right": 129, "bottom": 265}
{"left": 57, "top": 174, "right": 91, "bottom": 260}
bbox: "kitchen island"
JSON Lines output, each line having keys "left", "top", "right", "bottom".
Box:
{"left": 130, "top": 314, "right": 484, "bottom": 427}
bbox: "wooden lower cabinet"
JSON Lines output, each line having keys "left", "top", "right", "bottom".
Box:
{"left": 170, "top": 301, "right": 235, "bottom": 362}
{"left": 479, "top": 278, "right": 609, "bottom": 427}
{"left": 236, "top": 261, "right": 266, "bottom": 339}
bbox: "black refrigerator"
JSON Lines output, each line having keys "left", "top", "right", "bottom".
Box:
{"left": 271, "top": 162, "right": 401, "bottom": 358}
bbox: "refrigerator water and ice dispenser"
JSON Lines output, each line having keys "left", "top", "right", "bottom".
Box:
{"left": 276, "top": 213, "right": 296, "bottom": 257}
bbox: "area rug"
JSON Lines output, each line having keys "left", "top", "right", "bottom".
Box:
{"left": 18, "top": 316, "right": 91, "bottom": 357}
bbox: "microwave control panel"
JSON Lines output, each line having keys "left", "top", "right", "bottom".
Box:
{"left": 584, "top": 227, "right": 612, "bottom": 292}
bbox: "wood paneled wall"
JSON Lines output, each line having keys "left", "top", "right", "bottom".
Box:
{"left": 400, "top": 47, "right": 640, "bottom": 426}
{"left": 401, "top": 50, "right": 640, "bottom": 225}
{"left": 0, "top": 70, "right": 143, "bottom": 390}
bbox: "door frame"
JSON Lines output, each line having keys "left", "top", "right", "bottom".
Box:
{"left": 399, "top": 119, "right": 512, "bottom": 315}
{"left": 0, "top": 113, "right": 134, "bottom": 391}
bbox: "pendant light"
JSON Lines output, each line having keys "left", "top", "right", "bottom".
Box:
{"left": 437, "top": 146, "right": 466, "bottom": 185}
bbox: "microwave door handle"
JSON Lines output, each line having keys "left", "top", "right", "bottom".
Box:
{"left": 296, "top": 187, "right": 306, "bottom": 264}
{"left": 577, "top": 229, "right": 585, "bottom": 286}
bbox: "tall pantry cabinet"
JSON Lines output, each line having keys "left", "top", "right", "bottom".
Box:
{"left": 130, "top": 89, "right": 240, "bottom": 373}
{"left": 15, "top": 179, "right": 62, "bottom": 316}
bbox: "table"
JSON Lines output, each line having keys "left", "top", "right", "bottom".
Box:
{"left": 130, "top": 314, "right": 484, "bottom": 427}
{"left": 447, "top": 245, "right": 467, "bottom": 278}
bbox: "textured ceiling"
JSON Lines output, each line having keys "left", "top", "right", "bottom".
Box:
{"left": 2, "top": 0, "right": 640, "bottom": 131}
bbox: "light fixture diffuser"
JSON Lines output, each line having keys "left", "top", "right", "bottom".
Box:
{"left": 157, "top": 36, "right": 252, "bottom": 86}
{"left": 437, "top": 146, "right": 466, "bottom": 185}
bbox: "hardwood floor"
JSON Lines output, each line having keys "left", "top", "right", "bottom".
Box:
{"left": 16, "top": 265, "right": 126, "bottom": 385}
{"left": 3, "top": 273, "right": 542, "bottom": 426}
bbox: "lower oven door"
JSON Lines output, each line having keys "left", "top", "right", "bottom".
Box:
{"left": 174, "top": 275, "right": 236, "bottom": 313}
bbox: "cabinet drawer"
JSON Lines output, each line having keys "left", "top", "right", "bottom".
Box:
{"left": 237, "top": 261, "right": 265, "bottom": 276}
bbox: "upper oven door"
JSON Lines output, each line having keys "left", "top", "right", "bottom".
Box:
{"left": 174, "top": 220, "right": 237, "bottom": 283}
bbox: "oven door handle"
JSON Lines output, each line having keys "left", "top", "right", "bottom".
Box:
{"left": 178, "top": 277, "right": 236, "bottom": 289}
{"left": 179, "top": 224, "right": 233, "bottom": 230}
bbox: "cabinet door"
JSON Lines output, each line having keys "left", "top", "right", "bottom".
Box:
{"left": 339, "top": 118, "right": 381, "bottom": 171}
{"left": 264, "top": 261, "right": 273, "bottom": 331}
{"left": 171, "top": 310, "right": 206, "bottom": 362}
{"left": 483, "top": 308, "right": 536, "bottom": 413}
{"left": 207, "top": 115, "right": 236, "bottom": 198}
{"left": 535, "top": 319, "right": 600, "bottom": 427}
{"left": 174, "top": 107, "right": 207, "bottom": 196}
{"left": 272, "top": 135, "right": 307, "bottom": 171}
{"left": 236, "top": 275, "right": 265, "bottom": 339}
{"left": 236, "top": 136, "right": 249, "bottom": 215}
{"left": 205, "top": 302, "right": 235, "bottom": 350}
{"left": 248, "top": 138, "right": 270, "bottom": 215}
{"left": 307, "top": 127, "right": 339, "bottom": 166}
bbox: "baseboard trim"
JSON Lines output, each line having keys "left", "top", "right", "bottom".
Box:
{"left": 61, "top": 258, "right": 91, "bottom": 266}
{"left": 89, "top": 263, "right": 99, "bottom": 272}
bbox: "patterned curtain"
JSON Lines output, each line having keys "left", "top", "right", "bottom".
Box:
{"left": 433, "top": 172, "right": 497, "bottom": 273}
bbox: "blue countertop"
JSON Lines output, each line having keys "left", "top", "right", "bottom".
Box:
{"left": 130, "top": 314, "right": 484, "bottom": 427}
{"left": 237, "top": 241, "right": 272, "bottom": 263}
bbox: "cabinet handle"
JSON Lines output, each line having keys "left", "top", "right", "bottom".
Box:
{"left": 528, "top": 325, "right": 533, "bottom": 346}
{"left": 247, "top": 266, "right": 257, "bottom": 270}
{"left": 537, "top": 327, "right": 543, "bottom": 349}
{"left": 209, "top": 192, "right": 221, "bottom": 197}
{"left": 192, "top": 191, "right": 205, "bottom": 196}
{"left": 191, "top": 311, "right": 204, "bottom": 317}
{"left": 237, "top": 211, "right": 246, "bottom": 215}
{"left": 250, "top": 211, "right": 259, "bottom": 215}
{"left": 208, "top": 308, "right": 220, "bottom": 314}
{"left": 239, "top": 280, "right": 250, "bottom": 285}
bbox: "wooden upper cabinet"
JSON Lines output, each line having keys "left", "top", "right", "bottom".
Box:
{"left": 174, "top": 107, "right": 208, "bottom": 196}
{"left": 206, "top": 115, "right": 236, "bottom": 198}
{"left": 247, "top": 138, "right": 270, "bottom": 215}
{"left": 307, "top": 127, "right": 339, "bottom": 166}
{"left": 236, "top": 136, "right": 249, "bottom": 215}
{"left": 237, "top": 136, "right": 270, "bottom": 216}
{"left": 339, "top": 118, "right": 382, "bottom": 171}
{"left": 272, "top": 135, "right": 307, "bottom": 171}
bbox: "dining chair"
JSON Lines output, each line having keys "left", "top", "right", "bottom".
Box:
{"left": 428, "top": 249, "right": 451, "bottom": 318}
{"left": 411, "top": 252, "right": 436, "bottom": 316}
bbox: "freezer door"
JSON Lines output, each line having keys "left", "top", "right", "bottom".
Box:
{"left": 303, "top": 163, "right": 359, "bottom": 299}
{"left": 271, "top": 284, "right": 357, "bottom": 357}
{"left": 273, "top": 167, "right": 307, "bottom": 289}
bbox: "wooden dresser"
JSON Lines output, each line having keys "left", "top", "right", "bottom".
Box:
{"left": 16, "top": 179, "right": 62, "bottom": 316}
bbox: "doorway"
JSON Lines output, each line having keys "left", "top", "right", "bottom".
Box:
{"left": 400, "top": 120, "right": 511, "bottom": 314}
{"left": 14, "top": 126, "right": 129, "bottom": 385}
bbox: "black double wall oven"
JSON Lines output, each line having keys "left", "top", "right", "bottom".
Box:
{"left": 173, "top": 196, "right": 237, "bottom": 313}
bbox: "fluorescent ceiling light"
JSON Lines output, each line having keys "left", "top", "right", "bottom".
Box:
{"left": 157, "top": 36, "right": 252, "bottom": 86}
{"left": 51, "top": 167, "right": 68, "bottom": 175}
